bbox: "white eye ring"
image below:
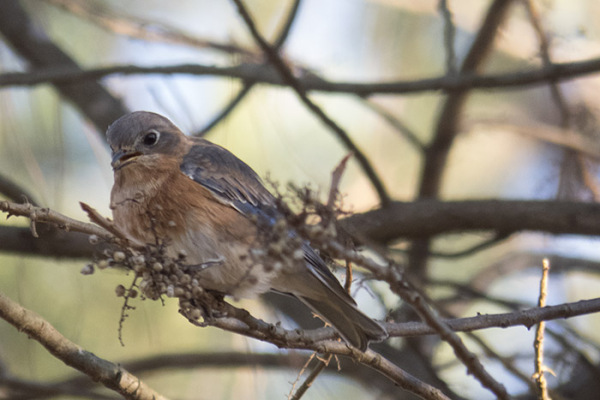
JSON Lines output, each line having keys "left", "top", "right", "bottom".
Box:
{"left": 142, "top": 130, "right": 160, "bottom": 146}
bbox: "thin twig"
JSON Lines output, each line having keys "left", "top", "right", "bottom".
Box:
{"left": 194, "top": 1, "right": 301, "bottom": 137}
{"left": 410, "top": 0, "right": 516, "bottom": 280}
{"left": 327, "top": 153, "right": 352, "bottom": 209}
{"left": 533, "top": 258, "right": 551, "bottom": 400}
{"left": 45, "top": 0, "right": 257, "bottom": 58}
{"left": 523, "top": 0, "right": 600, "bottom": 202}
{"left": 290, "top": 354, "right": 332, "bottom": 400}
{"left": 466, "top": 330, "right": 539, "bottom": 396}
{"left": 230, "top": 0, "right": 391, "bottom": 206}
{"left": 288, "top": 352, "right": 316, "bottom": 400}
{"left": 0, "top": 200, "right": 112, "bottom": 240}
{"left": 5, "top": 57, "right": 600, "bottom": 95}
{"left": 522, "top": 0, "right": 569, "bottom": 127}
{"left": 438, "top": 0, "right": 457, "bottom": 75}
{"left": 79, "top": 201, "right": 134, "bottom": 244}
{"left": 426, "top": 233, "right": 511, "bottom": 258}
{"left": 195, "top": 83, "right": 255, "bottom": 137}
{"left": 359, "top": 98, "right": 425, "bottom": 152}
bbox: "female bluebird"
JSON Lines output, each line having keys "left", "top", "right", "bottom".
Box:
{"left": 107, "top": 111, "right": 387, "bottom": 350}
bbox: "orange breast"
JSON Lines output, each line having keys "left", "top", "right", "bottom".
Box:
{"left": 111, "top": 160, "right": 256, "bottom": 254}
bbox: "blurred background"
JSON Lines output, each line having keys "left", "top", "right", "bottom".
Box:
{"left": 2, "top": 0, "right": 600, "bottom": 399}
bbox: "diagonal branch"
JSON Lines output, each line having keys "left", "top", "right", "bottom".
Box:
{"left": 411, "top": 0, "right": 517, "bottom": 278}
{"left": 194, "top": 82, "right": 255, "bottom": 136}
{"left": 419, "top": 0, "right": 511, "bottom": 191}
{"left": 0, "top": 291, "right": 168, "bottom": 400}
{"left": 0, "top": 173, "right": 39, "bottom": 205}
{"left": 230, "top": 0, "right": 391, "bottom": 206}
{"left": 399, "top": 286, "right": 510, "bottom": 399}
{"left": 193, "top": 0, "right": 301, "bottom": 137}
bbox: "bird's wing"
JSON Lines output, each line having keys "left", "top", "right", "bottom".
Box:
{"left": 180, "top": 139, "right": 352, "bottom": 301}
{"left": 180, "top": 139, "right": 276, "bottom": 220}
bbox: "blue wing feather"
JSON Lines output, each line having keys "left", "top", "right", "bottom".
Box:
{"left": 180, "top": 138, "right": 351, "bottom": 300}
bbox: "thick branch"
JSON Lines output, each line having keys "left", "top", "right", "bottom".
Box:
{"left": 0, "top": 291, "right": 168, "bottom": 400}
{"left": 4, "top": 200, "right": 600, "bottom": 258}
{"left": 411, "top": 0, "right": 516, "bottom": 278}
{"left": 341, "top": 199, "right": 600, "bottom": 243}
{"left": 0, "top": 226, "right": 95, "bottom": 258}
{"left": 0, "top": 173, "right": 39, "bottom": 205}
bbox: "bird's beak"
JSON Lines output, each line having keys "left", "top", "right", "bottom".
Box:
{"left": 111, "top": 149, "right": 141, "bottom": 171}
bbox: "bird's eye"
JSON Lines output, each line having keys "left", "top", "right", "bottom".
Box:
{"left": 143, "top": 131, "right": 159, "bottom": 146}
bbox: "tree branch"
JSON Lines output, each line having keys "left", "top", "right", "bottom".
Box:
{"left": 0, "top": 291, "right": 168, "bottom": 400}
{"left": 45, "top": 0, "right": 257, "bottom": 57}
{"left": 0, "top": 201, "right": 112, "bottom": 239}
{"left": 0, "top": 173, "right": 39, "bottom": 205}
{"left": 192, "top": 0, "right": 300, "bottom": 137}
{"left": 411, "top": 0, "right": 516, "bottom": 278}
{"left": 4, "top": 56, "right": 600, "bottom": 96}
{"left": 230, "top": 0, "right": 390, "bottom": 206}
{"left": 4, "top": 199, "right": 600, "bottom": 258}
{"left": 341, "top": 199, "right": 600, "bottom": 243}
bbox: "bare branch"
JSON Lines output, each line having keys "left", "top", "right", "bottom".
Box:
{"left": 394, "top": 285, "right": 510, "bottom": 399}
{"left": 438, "top": 0, "right": 457, "bottom": 75}
{"left": 45, "top": 0, "right": 257, "bottom": 57}
{"left": 341, "top": 200, "right": 600, "bottom": 244}
{"left": 289, "top": 354, "right": 330, "bottom": 400}
{"left": 178, "top": 294, "right": 449, "bottom": 400}
{"left": 194, "top": 82, "right": 255, "bottom": 137}
{"left": 411, "top": 0, "right": 517, "bottom": 279}
{"left": 272, "top": 0, "right": 302, "bottom": 50}
{"left": 523, "top": 0, "right": 570, "bottom": 127}
{"left": 533, "top": 259, "right": 551, "bottom": 400}
{"left": 0, "top": 226, "right": 96, "bottom": 258}
{"left": 386, "top": 297, "right": 600, "bottom": 337}
{"left": 0, "top": 173, "right": 39, "bottom": 205}
{"left": 0, "top": 291, "right": 168, "bottom": 400}
{"left": 359, "top": 98, "right": 425, "bottom": 152}
{"left": 0, "top": 200, "right": 111, "bottom": 239}
{"left": 5, "top": 200, "right": 600, "bottom": 259}
{"left": 5, "top": 56, "right": 600, "bottom": 97}
{"left": 192, "top": 0, "right": 300, "bottom": 137}
{"left": 223, "top": 1, "right": 392, "bottom": 205}
{"left": 426, "top": 233, "right": 511, "bottom": 259}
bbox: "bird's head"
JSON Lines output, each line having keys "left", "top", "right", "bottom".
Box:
{"left": 107, "top": 111, "right": 184, "bottom": 171}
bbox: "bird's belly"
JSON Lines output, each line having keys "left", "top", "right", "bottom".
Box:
{"left": 171, "top": 227, "right": 277, "bottom": 299}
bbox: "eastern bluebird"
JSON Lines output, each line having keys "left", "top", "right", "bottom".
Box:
{"left": 107, "top": 111, "right": 387, "bottom": 350}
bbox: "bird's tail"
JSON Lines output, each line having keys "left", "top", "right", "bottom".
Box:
{"left": 299, "top": 294, "right": 388, "bottom": 351}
